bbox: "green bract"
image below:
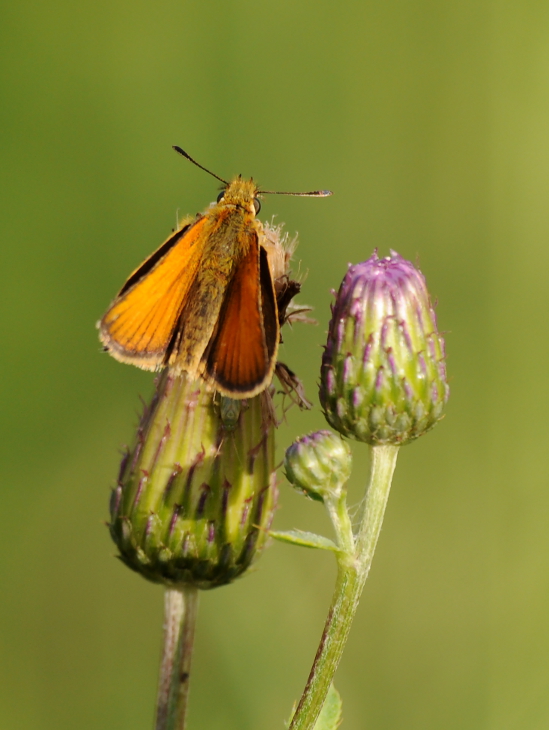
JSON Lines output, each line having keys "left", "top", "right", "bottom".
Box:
{"left": 320, "top": 251, "right": 449, "bottom": 445}
{"left": 109, "top": 372, "right": 277, "bottom": 589}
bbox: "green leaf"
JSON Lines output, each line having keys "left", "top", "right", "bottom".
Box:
{"left": 313, "top": 684, "right": 343, "bottom": 730}
{"left": 269, "top": 529, "right": 339, "bottom": 552}
{"left": 285, "top": 685, "right": 343, "bottom": 729}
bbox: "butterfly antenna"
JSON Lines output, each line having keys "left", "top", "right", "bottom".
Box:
{"left": 259, "top": 188, "right": 333, "bottom": 197}
{"left": 172, "top": 146, "right": 228, "bottom": 185}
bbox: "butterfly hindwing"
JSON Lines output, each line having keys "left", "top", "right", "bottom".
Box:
{"left": 205, "top": 234, "right": 279, "bottom": 396}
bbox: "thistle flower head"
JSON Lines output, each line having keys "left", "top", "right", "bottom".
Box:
{"left": 284, "top": 430, "right": 352, "bottom": 503}
{"left": 109, "top": 372, "right": 277, "bottom": 589}
{"left": 320, "top": 250, "right": 449, "bottom": 445}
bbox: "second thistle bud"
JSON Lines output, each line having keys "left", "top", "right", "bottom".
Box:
{"left": 284, "top": 430, "right": 352, "bottom": 503}
{"left": 320, "top": 251, "right": 449, "bottom": 445}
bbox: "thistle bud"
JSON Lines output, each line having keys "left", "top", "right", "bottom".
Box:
{"left": 320, "top": 251, "right": 449, "bottom": 445}
{"left": 109, "top": 372, "right": 277, "bottom": 589}
{"left": 284, "top": 430, "right": 352, "bottom": 503}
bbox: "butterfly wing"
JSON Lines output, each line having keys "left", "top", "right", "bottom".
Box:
{"left": 205, "top": 234, "right": 279, "bottom": 397}
{"left": 99, "top": 216, "right": 208, "bottom": 370}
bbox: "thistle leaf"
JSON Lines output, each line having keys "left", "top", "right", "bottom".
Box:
{"left": 313, "top": 684, "right": 343, "bottom": 730}
{"left": 269, "top": 529, "right": 339, "bottom": 552}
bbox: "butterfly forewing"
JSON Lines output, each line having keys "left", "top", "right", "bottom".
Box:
{"left": 99, "top": 216, "right": 208, "bottom": 368}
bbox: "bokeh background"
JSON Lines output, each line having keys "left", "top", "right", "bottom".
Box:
{"left": 2, "top": 1, "right": 549, "bottom": 728}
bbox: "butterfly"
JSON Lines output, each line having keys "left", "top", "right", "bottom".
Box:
{"left": 98, "top": 147, "right": 331, "bottom": 398}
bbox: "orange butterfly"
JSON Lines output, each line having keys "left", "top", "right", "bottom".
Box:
{"left": 98, "top": 147, "right": 331, "bottom": 398}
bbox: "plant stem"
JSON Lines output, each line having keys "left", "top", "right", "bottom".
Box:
{"left": 155, "top": 586, "right": 199, "bottom": 730}
{"left": 289, "top": 444, "right": 400, "bottom": 730}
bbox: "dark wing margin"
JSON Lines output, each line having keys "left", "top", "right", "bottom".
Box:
{"left": 259, "top": 245, "right": 279, "bottom": 362}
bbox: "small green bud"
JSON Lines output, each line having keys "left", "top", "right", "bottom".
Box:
{"left": 320, "top": 251, "right": 449, "bottom": 445}
{"left": 284, "top": 430, "right": 352, "bottom": 503}
{"left": 109, "top": 372, "right": 277, "bottom": 589}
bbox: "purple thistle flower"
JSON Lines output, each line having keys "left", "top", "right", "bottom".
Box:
{"left": 320, "top": 251, "right": 449, "bottom": 445}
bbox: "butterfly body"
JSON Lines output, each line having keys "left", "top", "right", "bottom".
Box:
{"left": 99, "top": 177, "right": 280, "bottom": 398}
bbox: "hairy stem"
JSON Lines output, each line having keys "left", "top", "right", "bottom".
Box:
{"left": 289, "top": 444, "right": 399, "bottom": 730}
{"left": 155, "top": 586, "right": 199, "bottom": 730}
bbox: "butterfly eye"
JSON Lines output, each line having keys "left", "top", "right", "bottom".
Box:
{"left": 253, "top": 198, "right": 261, "bottom": 215}
{"left": 217, "top": 191, "right": 225, "bottom": 203}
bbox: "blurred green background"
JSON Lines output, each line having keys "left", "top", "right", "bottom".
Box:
{"left": 2, "top": 0, "right": 549, "bottom": 728}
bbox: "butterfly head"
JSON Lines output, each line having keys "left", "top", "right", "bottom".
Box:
{"left": 216, "top": 177, "right": 262, "bottom": 216}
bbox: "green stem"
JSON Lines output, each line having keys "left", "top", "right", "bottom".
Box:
{"left": 155, "top": 586, "right": 199, "bottom": 730}
{"left": 289, "top": 444, "right": 399, "bottom": 730}
{"left": 325, "top": 495, "right": 354, "bottom": 556}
